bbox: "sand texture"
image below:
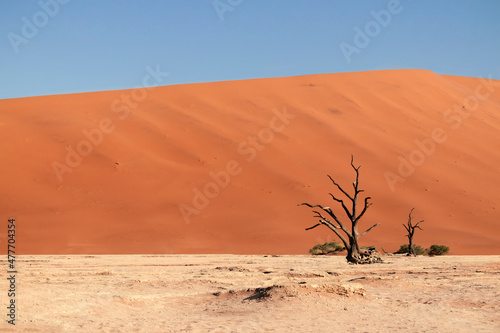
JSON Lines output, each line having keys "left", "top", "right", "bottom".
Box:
{"left": 0, "top": 254, "right": 499, "bottom": 332}
{"left": 1, "top": 69, "right": 500, "bottom": 255}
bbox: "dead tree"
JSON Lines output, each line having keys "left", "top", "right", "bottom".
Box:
{"left": 299, "top": 155, "right": 380, "bottom": 264}
{"left": 403, "top": 208, "right": 424, "bottom": 256}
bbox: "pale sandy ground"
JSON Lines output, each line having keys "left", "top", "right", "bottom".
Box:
{"left": 0, "top": 255, "right": 499, "bottom": 332}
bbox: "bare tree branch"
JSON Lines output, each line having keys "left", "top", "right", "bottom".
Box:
{"left": 316, "top": 210, "right": 351, "bottom": 237}
{"left": 298, "top": 203, "right": 334, "bottom": 218}
{"left": 327, "top": 175, "right": 353, "bottom": 201}
{"left": 305, "top": 223, "right": 322, "bottom": 230}
{"left": 405, "top": 208, "right": 424, "bottom": 231}
{"left": 350, "top": 154, "right": 357, "bottom": 170}
{"left": 359, "top": 223, "right": 380, "bottom": 237}
{"left": 350, "top": 154, "right": 361, "bottom": 188}
{"left": 414, "top": 220, "right": 424, "bottom": 230}
{"left": 306, "top": 210, "right": 349, "bottom": 246}
{"left": 299, "top": 202, "right": 350, "bottom": 235}
{"left": 328, "top": 193, "right": 353, "bottom": 220}
{"left": 354, "top": 197, "right": 372, "bottom": 223}
{"left": 408, "top": 207, "right": 415, "bottom": 216}
{"left": 311, "top": 210, "right": 338, "bottom": 227}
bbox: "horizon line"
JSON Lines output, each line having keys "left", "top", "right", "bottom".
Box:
{"left": 1, "top": 68, "right": 495, "bottom": 101}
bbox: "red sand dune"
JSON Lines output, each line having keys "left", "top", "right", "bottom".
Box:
{"left": 1, "top": 69, "right": 500, "bottom": 255}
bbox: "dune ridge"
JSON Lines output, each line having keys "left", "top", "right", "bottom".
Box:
{"left": 1, "top": 69, "right": 499, "bottom": 255}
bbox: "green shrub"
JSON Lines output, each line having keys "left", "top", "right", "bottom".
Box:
{"left": 395, "top": 244, "right": 409, "bottom": 254}
{"left": 427, "top": 244, "right": 449, "bottom": 256}
{"left": 413, "top": 245, "right": 426, "bottom": 255}
{"left": 309, "top": 242, "right": 345, "bottom": 255}
{"left": 395, "top": 244, "right": 426, "bottom": 255}
{"left": 360, "top": 245, "right": 376, "bottom": 251}
{"left": 310, "top": 248, "right": 324, "bottom": 255}
{"left": 324, "top": 242, "right": 344, "bottom": 252}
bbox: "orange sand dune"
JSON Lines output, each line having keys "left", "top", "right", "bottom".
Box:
{"left": 1, "top": 69, "right": 499, "bottom": 255}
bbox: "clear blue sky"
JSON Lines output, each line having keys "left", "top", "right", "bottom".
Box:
{"left": 1, "top": 0, "right": 499, "bottom": 99}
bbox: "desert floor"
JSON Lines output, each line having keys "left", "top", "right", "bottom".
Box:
{"left": 1, "top": 254, "right": 499, "bottom": 332}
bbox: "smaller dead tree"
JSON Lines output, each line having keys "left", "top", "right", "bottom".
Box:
{"left": 403, "top": 208, "right": 424, "bottom": 256}
{"left": 299, "top": 155, "right": 381, "bottom": 264}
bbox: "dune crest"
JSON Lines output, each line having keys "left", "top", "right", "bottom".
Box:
{"left": 1, "top": 69, "right": 499, "bottom": 255}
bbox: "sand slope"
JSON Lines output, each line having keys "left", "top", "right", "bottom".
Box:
{"left": 1, "top": 69, "right": 499, "bottom": 254}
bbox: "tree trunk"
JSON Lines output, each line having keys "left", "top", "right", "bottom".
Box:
{"left": 346, "top": 237, "right": 382, "bottom": 264}
{"left": 346, "top": 237, "right": 361, "bottom": 263}
{"left": 408, "top": 236, "right": 416, "bottom": 256}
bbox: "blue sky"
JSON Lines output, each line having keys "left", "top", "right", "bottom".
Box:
{"left": 1, "top": 0, "right": 499, "bottom": 99}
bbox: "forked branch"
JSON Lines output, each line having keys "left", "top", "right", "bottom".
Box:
{"left": 403, "top": 208, "right": 424, "bottom": 234}
{"left": 304, "top": 210, "right": 349, "bottom": 246}
{"left": 354, "top": 197, "right": 372, "bottom": 223}
{"left": 298, "top": 202, "right": 350, "bottom": 234}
